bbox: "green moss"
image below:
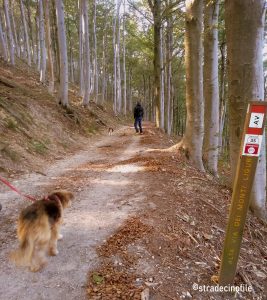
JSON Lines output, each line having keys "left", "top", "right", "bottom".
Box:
{"left": 5, "top": 118, "right": 18, "bottom": 130}
{"left": 30, "top": 140, "right": 49, "bottom": 155}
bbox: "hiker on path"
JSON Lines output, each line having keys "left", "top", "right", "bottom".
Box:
{"left": 134, "top": 102, "right": 144, "bottom": 134}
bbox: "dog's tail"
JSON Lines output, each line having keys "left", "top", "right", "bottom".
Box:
{"left": 10, "top": 237, "right": 34, "bottom": 267}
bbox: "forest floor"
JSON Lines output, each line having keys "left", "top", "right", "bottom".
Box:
{"left": 0, "top": 59, "right": 266, "bottom": 300}
{"left": 0, "top": 123, "right": 266, "bottom": 300}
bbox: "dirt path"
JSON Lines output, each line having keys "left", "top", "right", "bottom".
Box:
{"left": 0, "top": 126, "right": 149, "bottom": 300}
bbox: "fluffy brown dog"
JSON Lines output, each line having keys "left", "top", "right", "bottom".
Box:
{"left": 10, "top": 190, "right": 73, "bottom": 272}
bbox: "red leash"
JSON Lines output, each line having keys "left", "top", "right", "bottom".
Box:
{"left": 0, "top": 176, "right": 36, "bottom": 201}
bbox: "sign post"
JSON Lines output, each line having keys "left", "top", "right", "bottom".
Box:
{"left": 219, "top": 101, "right": 267, "bottom": 285}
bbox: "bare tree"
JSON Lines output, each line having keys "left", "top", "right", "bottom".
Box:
{"left": 3, "top": 0, "right": 15, "bottom": 64}
{"left": 0, "top": 12, "right": 8, "bottom": 61}
{"left": 203, "top": 0, "right": 220, "bottom": 175}
{"left": 44, "top": 0, "right": 54, "bottom": 93}
{"left": 93, "top": 0, "right": 98, "bottom": 102}
{"left": 225, "top": 0, "right": 266, "bottom": 221}
{"left": 148, "top": 0, "right": 162, "bottom": 128}
{"left": 20, "top": 0, "right": 31, "bottom": 66}
{"left": 39, "top": 0, "right": 46, "bottom": 83}
{"left": 55, "top": 0, "right": 68, "bottom": 106}
{"left": 82, "top": 0, "right": 91, "bottom": 106}
{"left": 177, "top": 0, "right": 204, "bottom": 171}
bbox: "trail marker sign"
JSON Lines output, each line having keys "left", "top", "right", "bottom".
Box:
{"left": 218, "top": 101, "right": 267, "bottom": 285}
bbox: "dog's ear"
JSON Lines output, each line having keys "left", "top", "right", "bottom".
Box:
{"left": 50, "top": 190, "right": 74, "bottom": 208}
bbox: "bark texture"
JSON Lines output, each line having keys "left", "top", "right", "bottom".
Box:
{"left": 179, "top": 0, "right": 204, "bottom": 171}
{"left": 225, "top": 0, "right": 266, "bottom": 221}
{"left": 203, "top": 0, "right": 219, "bottom": 175}
{"left": 55, "top": 0, "right": 68, "bottom": 106}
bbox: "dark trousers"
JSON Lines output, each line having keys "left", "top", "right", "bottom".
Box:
{"left": 134, "top": 117, "right": 143, "bottom": 133}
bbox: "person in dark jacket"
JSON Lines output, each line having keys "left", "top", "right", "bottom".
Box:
{"left": 134, "top": 102, "right": 144, "bottom": 134}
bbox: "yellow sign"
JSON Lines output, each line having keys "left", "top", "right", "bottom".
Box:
{"left": 219, "top": 101, "right": 267, "bottom": 285}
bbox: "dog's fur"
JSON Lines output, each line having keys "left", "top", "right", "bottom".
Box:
{"left": 108, "top": 127, "right": 114, "bottom": 136}
{"left": 10, "top": 190, "right": 73, "bottom": 272}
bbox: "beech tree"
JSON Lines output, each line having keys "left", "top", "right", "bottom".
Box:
{"left": 44, "top": 0, "right": 54, "bottom": 93}
{"left": 203, "top": 0, "right": 220, "bottom": 175}
{"left": 81, "top": 0, "right": 91, "bottom": 106}
{"left": 148, "top": 0, "right": 162, "bottom": 128}
{"left": 55, "top": 0, "right": 68, "bottom": 106}
{"left": 20, "top": 0, "right": 31, "bottom": 66}
{"left": 0, "top": 12, "right": 8, "bottom": 61}
{"left": 225, "top": 0, "right": 266, "bottom": 221}
{"left": 3, "top": 0, "right": 15, "bottom": 65}
{"left": 177, "top": 0, "right": 204, "bottom": 171}
{"left": 39, "top": 0, "right": 46, "bottom": 83}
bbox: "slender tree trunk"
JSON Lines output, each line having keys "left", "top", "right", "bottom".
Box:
{"left": 219, "top": 41, "right": 226, "bottom": 151}
{"left": 26, "top": 0, "right": 34, "bottom": 63}
{"left": 93, "top": 0, "right": 98, "bottom": 102}
{"left": 178, "top": 0, "right": 204, "bottom": 171}
{"left": 166, "top": 10, "right": 173, "bottom": 135}
{"left": 122, "top": 0, "right": 127, "bottom": 115}
{"left": 116, "top": 0, "right": 122, "bottom": 112}
{"left": 82, "top": 0, "right": 90, "bottom": 106}
{"left": 44, "top": 0, "right": 54, "bottom": 93}
{"left": 160, "top": 26, "right": 165, "bottom": 129}
{"left": 112, "top": 4, "right": 117, "bottom": 112}
{"left": 55, "top": 0, "right": 68, "bottom": 106}
{"left": 101, "top": 17, "right": 108, "bottom": 104}
{"left": 39, "top": 0, "right": 46, "bottom": 83}
{"left": 203, "top": 0, "right": 220, "bottom": 175}
{"left": 36, "top": 12, "right": 41, "bottom": 71}
{"left": 0, "top": 12, "right": 8, "bottom": 61}
{"left": 78, "top": 0, "right": 84, "bottom": 97}
{"left": 3, "top": 0, "right": 15, "bottom": 65}
{"left": 149, "top": 0, "right": 161, "bottom": 128}
{"left": 20, "top": 0, "right": 31, "bottom": 66}
{"left": 10, "top": 0, "right": 20, "bottom": 57}
{"left": 225, "top": 0, "right": 266, "bottom": 221}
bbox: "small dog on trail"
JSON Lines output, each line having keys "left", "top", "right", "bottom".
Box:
{"left": 108, "top": 127, "right": 114, "bottom": 136}
{"left": 10, "top": 190, "right": 74, "bottom": 272}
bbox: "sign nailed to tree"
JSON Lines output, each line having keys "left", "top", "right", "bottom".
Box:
{"left": 219, "top": 101, "right": 267, "bottom": 285}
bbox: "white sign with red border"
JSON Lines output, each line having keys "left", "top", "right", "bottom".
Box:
{"left": 242, "top": 134, "right": 263, "bottom": 157}
{"left": 249, "top": 113, "right": 264, "bottom": 128}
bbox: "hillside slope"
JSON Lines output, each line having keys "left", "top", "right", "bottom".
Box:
{"left": 0, "top": 59, "right": 121, "bottom": 178}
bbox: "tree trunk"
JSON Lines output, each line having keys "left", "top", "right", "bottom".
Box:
{"left": 0, "top": 12, "right": 8, "bottom": 61}
{"left": 10, "top": 0, "right": 20, "bottom": 58}
{"left": 44, "top": 0, "right": 54, "bottom": 93}
{"left": 219, "top": 41, "right": 226, "bottom": 151}
{"left": 225, "top": 0, "right": 266, "bottom": 221}
{"left": 82, "top": 0, "right": 91, "bottom": 106}
{"left": 166, "top": 8, "right": 173, "bottom": 135}
{"left": 3, "top": 0, "right": 15, "bottom": 65}
{"left": 78, "top": 0, "right": 84, "bottom": 97}
{"left": 39, "top": 0, "right": 46, "bottom": 83}
{"left": 26, "top": 0, "right": 34, "bottom": 63}
{"left": 160, "top": 26, "right": 165, "bottom": 129}
{"left": 93, "top": 0, "right": 98, "bottom": 102}
{"left": 203, "top": 0, "right": 220, "bottom": 175}
{"left": 20, "top": 0, "right": 31, "bottom": 66}
{"left": 116, "top": 0, "right": 122, "bottom": 112}
{"left": 149, "top": 0, "right": 161, "bottom": 128}
{"left": 112, "top": 3, "right": 117, "bottom": 112}
{"left": 55, "top": 0, "right": 68, "bottom": 106}
{"left": 178, "top": 0, "right": 204, "bottom": 171}
{"left": 122, "top": 0, "right": 127, "bottom": 115}
{"left": 101, "top": 17, "right": 108, "bottom": 104}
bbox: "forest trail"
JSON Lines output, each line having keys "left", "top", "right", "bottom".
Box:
{"left": 0, "top": 125, "right": 150, "bottom": 300}
{"left": 0, "top": 123, "right": 266, "bottom": 300}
